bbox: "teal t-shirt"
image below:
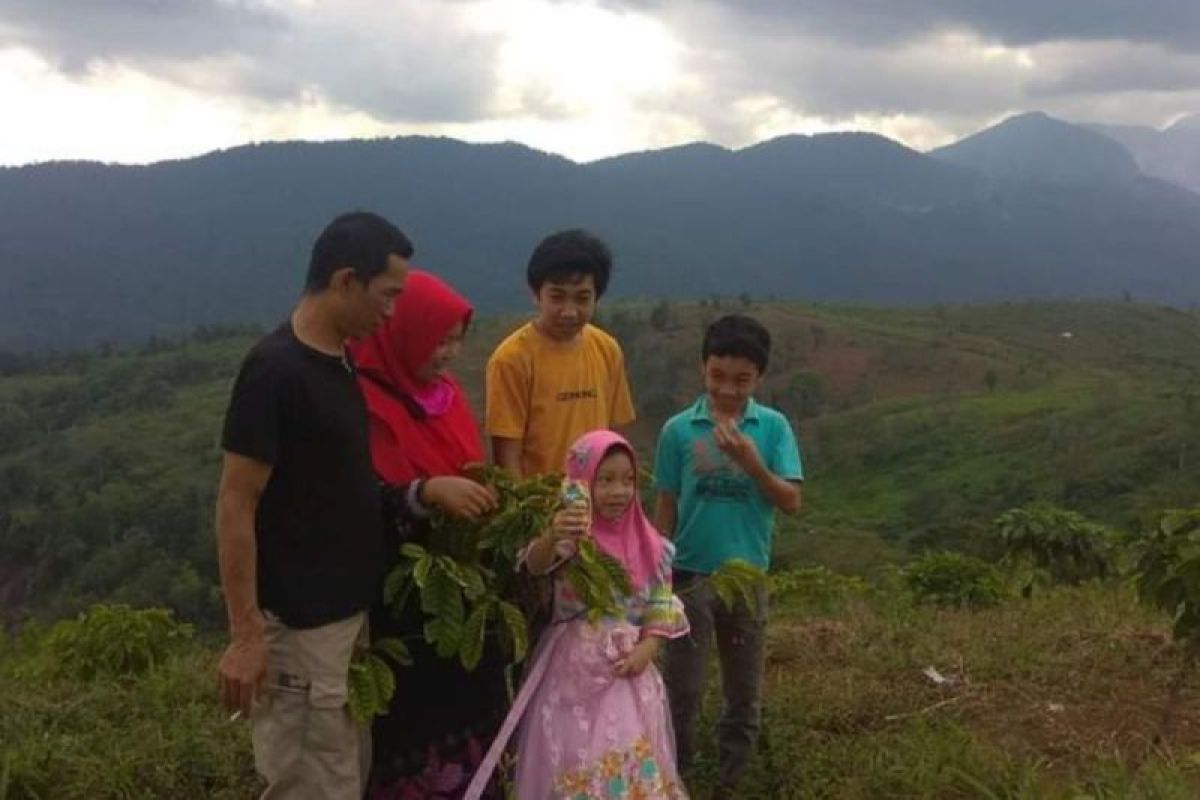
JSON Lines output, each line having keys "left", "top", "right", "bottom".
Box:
{"left": 653, "top": 396, "right": 803, "bottom": 574}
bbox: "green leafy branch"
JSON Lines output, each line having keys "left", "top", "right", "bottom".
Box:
{"left": 347, "top": 637, "right": 412, "bottom": 722}
{"left": 1130, "top": 508, "right": 1200, "bottom": 745}
{"left": 563, "top": 539, "right": 632, "bottom": 623}
{"left": 351, "top": 467, "right": 633, "bottom": 720}
{"left": 676, "top": 559, "right": 769, "bottom": 614}
{"left": 1133, "top": 509, "right": 1200, "bottom": 644}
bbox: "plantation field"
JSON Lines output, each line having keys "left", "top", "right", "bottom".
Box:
{"left": 3, "top": 299, "right": 1200, "bottom": 797}
{"left": 4, "top": 299, "right": 1199, "bottom": 626}
{"left": 5, "top": 574, "right": 1200, "bottom": 798}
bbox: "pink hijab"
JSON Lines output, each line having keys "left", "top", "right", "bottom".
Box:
{"left": 564, "top": 430, "right": 666, "bottom": 592}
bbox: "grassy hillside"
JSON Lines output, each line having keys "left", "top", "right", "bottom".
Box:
{"left": 3, "top": 300, "right": 1199, "bottom": 625}
{"left": 3, "top": 299, "right": 1200, "bottom": 797}
{"left": 610, "top": 299, "right": 1200, "bottom": 575}
{"left": 5, "top": 580, "right": 1200, "bottom": 798}
{"left": 707, "top": 579, "right": 1200, "bottom": 798}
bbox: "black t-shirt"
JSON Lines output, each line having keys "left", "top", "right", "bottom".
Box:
{"left": 221, "top": 322, "right": 384, "bottom": 629}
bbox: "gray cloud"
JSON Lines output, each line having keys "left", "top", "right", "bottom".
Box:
{"left": 0, "top": 0, "right": 501, "bottom": 123}
{"left": 617, "top": 3, "right": 1020, "bottom": 148}
{"left": 0, "top": 0, "right": 287, "bottom": 69}
{"left": 251, "top": 3, "right": 500, "bottom": 123}
{"left": 600, "top": 0, "right": 1200, "bottom": 51}
{"left": 2, "top": 0, "right": 1198, "bottom": 153}
{"left": 603, "top": 0, "right": 1200, "bottom": 147}
{"left": 1027, "top": 43, "right": 1200, "bottom": 97}
{"left": 706, "top": 34, "right": 1016, "bottom": 117}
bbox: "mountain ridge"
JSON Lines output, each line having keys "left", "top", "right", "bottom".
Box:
{"left": 3, "top": 112, "right": 1199, "bottom": 351}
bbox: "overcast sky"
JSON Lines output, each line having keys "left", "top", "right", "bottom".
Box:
{"left": 2, "top": 0, "right": 1198, "bottom": 165}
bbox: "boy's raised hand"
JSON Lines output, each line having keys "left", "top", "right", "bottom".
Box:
{"left": 713, "top": 420, "right": 766, "bottom": 476}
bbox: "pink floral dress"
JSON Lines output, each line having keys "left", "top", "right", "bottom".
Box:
{"left": 512, "top": 542, "right": 690, "bottom": 799}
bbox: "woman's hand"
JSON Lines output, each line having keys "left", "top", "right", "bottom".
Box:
{"left": 422, "top": 476, "right": 498, "bottom": 519}
{"left": 614, "top": 636, "right": 661, "bottom": 677}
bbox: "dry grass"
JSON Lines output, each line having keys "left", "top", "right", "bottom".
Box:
{"left": 683, "top": 583, "right": 1200, "bottom": 798}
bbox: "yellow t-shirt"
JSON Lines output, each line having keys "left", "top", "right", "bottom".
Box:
{"left": 486, "top": 322, "right": 636, "bottom": 476}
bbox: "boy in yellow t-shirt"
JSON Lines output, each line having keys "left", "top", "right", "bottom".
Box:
{"left": 486, "top": 229, "right": 635, "bottom": 477}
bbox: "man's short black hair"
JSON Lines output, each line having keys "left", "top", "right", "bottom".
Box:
{"left": 702, "top": 314, "right": 771, "bottom": 373}
{"left": 526, "top": 229, "right": 612, "bottom": 297}
{"left": 305, "top": 211, "right": 414, "bottom": 293}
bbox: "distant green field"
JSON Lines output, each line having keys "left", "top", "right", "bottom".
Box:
{"left": 1, "top": 300, "right": 1198, "bottom": 626}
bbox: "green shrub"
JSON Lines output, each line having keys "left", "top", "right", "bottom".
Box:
{"left": 1132, "top": 509, "right": 1200, "bottom": 643}
{"left": 0, "top": 644, "right": 258, "bottom": 798}
{"left": 995, "top": 504, "right": 1116, "bottom": 590}
{"left": 43, "top": 604, "right": 193, "bottom": 680}
{"left": 902, "top": 552, "right": 1006, "bottom": 608}
{"left": 770, "top": 566, "right": 870, "bottom": 613}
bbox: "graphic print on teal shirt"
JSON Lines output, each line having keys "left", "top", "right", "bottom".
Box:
{"left": 691, "top": 435, "right": 757, "bottom": 504}
{"left": 653, "top": 396, "right": 803, "bottom": 574}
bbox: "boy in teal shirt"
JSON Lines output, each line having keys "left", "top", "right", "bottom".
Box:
{"left": 653, "top": 314, "right": 803, "bottom": 797}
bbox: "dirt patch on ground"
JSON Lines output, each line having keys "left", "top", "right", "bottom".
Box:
{"left": 768, "top": 618, "right": 857, "bottom": 665}
{"left": 759, "top": 596, "right": 1200, "bottom": 781}
{"left": 861, "top": 624, "right": 1199, "bottom": 772}
{"left": 960, "top": 630, "right": 1200, "bottom": 769}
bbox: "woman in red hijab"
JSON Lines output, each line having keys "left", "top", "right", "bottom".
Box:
{"left": 349, "top": 270, "right": 506, "bottom": 800}
{"left": 353, "top": 269, "right": 483, "bottom": 486}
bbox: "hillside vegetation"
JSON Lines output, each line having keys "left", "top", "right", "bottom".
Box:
{"left": 3, "top": 300, "right": 1199, "bottom": 627}
{"left": 4, "top": 300, "right": 1200, "bottom": 797}
{"left": 6, "top": 577, "right": 1200, "bottom": 798}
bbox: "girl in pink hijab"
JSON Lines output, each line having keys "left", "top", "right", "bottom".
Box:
{"left": 465, "top": 430, "right": 690, "bottom": 800}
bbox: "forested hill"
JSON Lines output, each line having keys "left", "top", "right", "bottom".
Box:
{"left": 3, "top": 299, "right": 1199, "bottom": 627}
{"left": 4, "top": 113, "right": 1200, "bottom": 350}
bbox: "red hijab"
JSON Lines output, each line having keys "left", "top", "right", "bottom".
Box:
{"left": 348, "top": 270, "right": 484, "bottom": 484}
{"left": 564, "top": 430, "right": 666, "bottom": 592}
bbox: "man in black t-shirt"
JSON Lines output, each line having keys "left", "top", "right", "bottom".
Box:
{"left": 217, "top": 211, "right": 412, "bottom": 799}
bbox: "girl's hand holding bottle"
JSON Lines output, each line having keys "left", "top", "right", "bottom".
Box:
{"left": 549, "top": 506, "right": 590, "bottom": 543}
{"left": 547, "top": 478, "right": 590, "bottom": 544}
{"left": 526, "top": 480, "right": 591, "bottom": 573}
